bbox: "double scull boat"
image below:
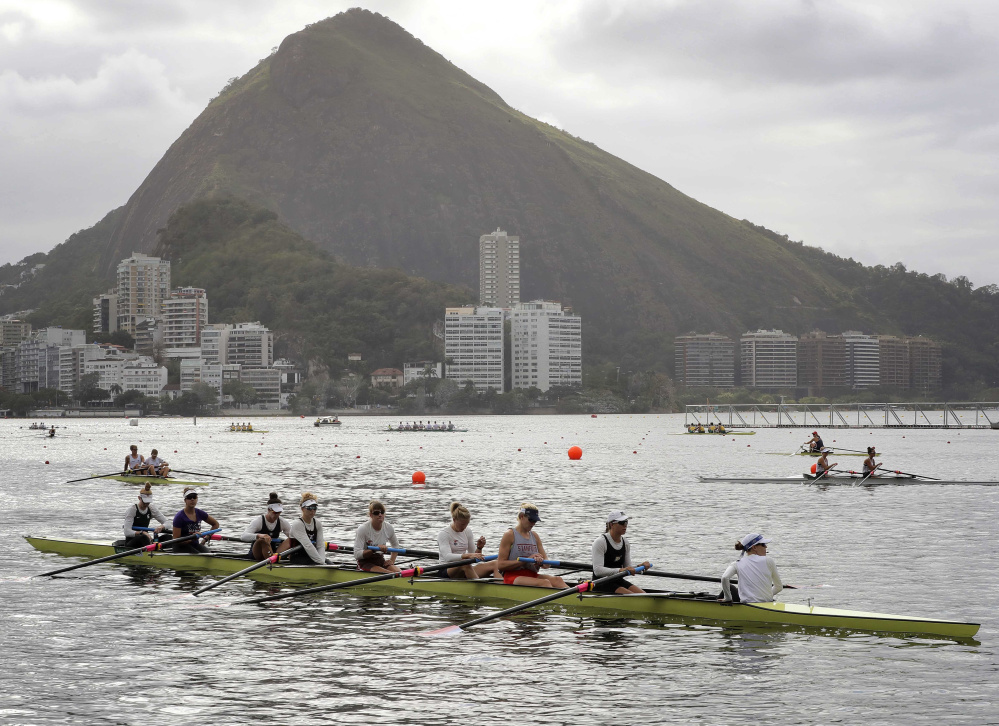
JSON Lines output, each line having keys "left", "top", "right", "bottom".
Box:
{"left": 25, "top": 536, "right": 979, "bottom": 639}
{"left": 699, "top": 474, "right": 999, "bottom": 486}
{"left": 91, "top": 474, "right": 209, "bottom": 487}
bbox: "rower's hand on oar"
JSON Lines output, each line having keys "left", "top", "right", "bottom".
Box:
{"left": 256, "top": 534, "right": 272, "bottom": 544}
{"left": 531, "top": 553, "right": 546, "bottom": 568}
{"left": 466, "top": 552, "right": 485, "bottom": 561}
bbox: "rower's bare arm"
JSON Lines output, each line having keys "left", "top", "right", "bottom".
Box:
{"left": 206, "top": 515, "right": 220, "bottom": 529}
{"left": 496, "top": 530, "right": 516, "bottom": 570}
{"left": 172, "top": 526, "right": 182, "bottom": 539}
{"left": 534, "top": 533, "right": 548, "bottom": 567}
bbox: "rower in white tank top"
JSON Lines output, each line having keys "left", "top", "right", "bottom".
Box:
{"left": 720, "top": 532, "right": 783, "bottom": 603}
{"left": 124, "top": 445, "right": 144, "bottom": 473}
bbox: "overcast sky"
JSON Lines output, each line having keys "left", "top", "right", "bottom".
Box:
{"left": 2, "top": 0, "right": 998, "bottom": 286}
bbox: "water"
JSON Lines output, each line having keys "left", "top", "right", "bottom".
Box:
{"left": 1, "top": 415, "right": 996, "bottom": 725}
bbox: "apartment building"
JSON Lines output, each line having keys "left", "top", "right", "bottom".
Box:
{"left": 797, "top": 331, "right": 847, "bottom": 389}
{"left": 510, "top": 301, "right": 582, "bottom": 392}
{"left": 444, "top": 306, "right": 505, "bottom": 393}
{"left": 479, "top": 228, "right": 520, "bottom": 308}
{"left": 674, "top": 333, "right": 735, "bottom": 388}
{"left": 740, "top": 329, "right": 798, "bottom": 389}
{"left": 115, "top": 253, "right": 170, "bottom": 334}
{"left": 162, "top": 287, "right": 208, "bottom": 351}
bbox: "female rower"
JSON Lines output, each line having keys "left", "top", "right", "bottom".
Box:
{"left": 807, "top": 430, "right": 824, "bottom": 452}
{"left": 496, "top": 503, "right": 567, "bottom": 589}
{"left": 862, "top": 447, "right": 879, "bottom": 478}
{"left": 124, "top": 444, "right": 144, "bottom": 474}
{"left": 354, "top": 500, "right": 400, "bottom": 573}
{"left": 591, "top": 511, "right": 650, "bottom": 594}
{"left": 122, "top": 483, "right": 169, "bottom": 548}
{"left": 437, "top": 501, "right": 498, "bottom": 580}
{"left": 241, "top": 492, "right": 292, "bottom": 560}
{"left": 720, "top": 533, "right": 783, "bottom": 603}
{"left": 276, "top": 492, "right": 327, "bottom": 565}
{"left": 814, "top": 450, "right": 837, "bottom": 478}
{"left": 171, "top": 488, "right": 220, "bottom": 554}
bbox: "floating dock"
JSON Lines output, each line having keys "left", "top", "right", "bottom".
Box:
{"left": 685, "top": 402, "right": 999, "bottom": 429}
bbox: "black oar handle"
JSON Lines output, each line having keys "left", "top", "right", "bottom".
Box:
{"left": 192, "top": 545, "right": 304, "bottom": 596}
{"left": 37, "top": 528, "right": 222, "bottom": 577}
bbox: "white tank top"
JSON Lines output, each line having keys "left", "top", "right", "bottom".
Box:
{"left": 510, "top": 529, "right": 539, "bottom": 572}
{"left": 734, "top": 555, "right": 777, "bottom": 603}
{"left": 127, "top": 454, "right": 143, "bottom": 469}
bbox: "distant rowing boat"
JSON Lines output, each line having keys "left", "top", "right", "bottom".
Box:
{"left": 698, "top": 474, "right": 999, "bottom": 486}
{"left": 386, "top": 427, "right": 467, "bottom": 432}
{"left": 314, "top": 417, "right": 342, "bottom": 426}
{"left": 672, "top": 431, "right": 756, "bottom": 436}
{"left": 25, "top": 536, "right": 979, "bottom": 639}
{"left": 225, "top": 429, "right": 268, "bottom": 433}
{"left": 91, "top": 474, "right": 209, "bottom": 487}
{"left": 795, "top": 450, "right": 866, "bottom": 457}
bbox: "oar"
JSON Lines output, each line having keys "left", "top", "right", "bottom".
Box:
{"left": 516, "top": 557, "right": 797, "bottom": 589}
{"left": 133, "top": 526, "right": 267, "bottom": 545}
{"left": 422, "top": 566, "right": 649, "bottom": 636}
{"left": 191, "top": 546, "right": 304, "bottom": 596}
{"left": 36, "top": 528, "right": 222, "bottom": 577}
{"left": 855, "top": 463, "right": 882, "bottom": 486}
{"left": 239, "top": 555, "right": 498, "bottom": 605}
{"left": 887, "top": 469, "right": 939, "bottom": 481}
{"left": 324, "top": 542, "right": 439, "bottom": 559}
{"left": 170, "top": 470, "right": 230, "bottom": 480}
{"left": 829, "top": 447, "right": 869, "bottom": 454}
{"left": 65, "top": 471, "right": 133, "bottom": 484}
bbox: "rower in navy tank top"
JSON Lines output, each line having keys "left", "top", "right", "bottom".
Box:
{"left": 496, "top": 503, "right": 567, "bottom": 589}
{"left": 590, "top": 511, "right": 650, "bottom": 594}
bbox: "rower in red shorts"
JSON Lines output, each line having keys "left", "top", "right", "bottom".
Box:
{"left": 496, "top": 503, "right": 567, "bottom": 589}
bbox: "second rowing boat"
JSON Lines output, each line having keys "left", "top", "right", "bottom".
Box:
{"left": 91, "top": 474, "right": 209, "bottom": 487}
{"left": 698, "top": 475, "right": 999, "bottom": 486}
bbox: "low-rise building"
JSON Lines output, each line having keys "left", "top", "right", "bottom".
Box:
{"left": 371, "top": 368, "right": 404, "bottom": 388}
{"left": 404, "top": 361, "right": 442, "bottom": 385}
{"left": 122, "top": 358, "right": 168, "bottom": 397}
{"left": 239, "top": 367, "right": 281, "bottom": 407}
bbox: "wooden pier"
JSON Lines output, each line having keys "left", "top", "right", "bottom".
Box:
{"left": 685, "top": 402, "right": 999, "bottom": 429}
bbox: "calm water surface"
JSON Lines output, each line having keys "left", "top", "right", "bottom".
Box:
{"left": 1, "top": 414, "right": 996, "bottom": 725}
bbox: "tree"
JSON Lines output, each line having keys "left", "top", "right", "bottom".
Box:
{"left": 434, "top": 379, "right": 459, "bottom": 409}
{"left": 109, "top": 383, "right": 123, "bottom": 397}
{"left": 334, "top": 375, "right": 361, "bottom": 408}
{"left": 223, "top": 380, "right": 259, "bottom": 409}
{"left": 74, "top": 372, "right": 102, "bottom": 405}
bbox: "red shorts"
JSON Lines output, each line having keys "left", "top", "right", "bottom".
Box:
{"left": 503, "top": 568, "right": 540, "bottom": 585}
{"left": 357, "top": 553, "right": 388, "bottom": 572}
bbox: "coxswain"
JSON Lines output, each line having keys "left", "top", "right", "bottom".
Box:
{"left": 122, "top": 483, "right": 169, "bottom": 548}
{"left": 437, "top": 501, "right": 498, "bottom": 580}
{"left": 806, "top": 431, "right": 824, "bottom": 453}
{"left": 144, "top": 449, "right": 170, "bottom": 479}
{"left": 124, "top": 444, "right": 145, "bottom": 474}
{"left": 241, "top": 492, "right": 292, "bottom": 560}
{"left": 591, "top": 511, "right": 650, "bottom": 594}
{"left": 814, "top": 450, "right": 837, "bottom": 478}
{"left": 862, "top": 446, "right": 879, "bottom": 478}
{"left": 171, "top": 488, "right": 220, "bottom": 553}
{"left": 354, "top": 499, "right": 400, "bottom": 573}
{"left": 496, "top": 503, "right": 567, "bottom": 589}
{"left": 720, "top": 533, "right": 783, "bottom": 603}
{"left": 275, "top": 492, "right": 327, "bottom": 564}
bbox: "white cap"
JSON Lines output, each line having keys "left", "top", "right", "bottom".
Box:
{"left": 268, "top": 503, "right": 283, "bottom": 512}
{"left": 139, "top": 493, "right": 153, "bottom": 503}
{"left": 301, "top": 499, "right": 317, "bottom": 508}
{"left": 606, "top": 510, "right": 628, "bottom": 524}
{"left": 741, "top": 533, "right": 772, "bottom": 550}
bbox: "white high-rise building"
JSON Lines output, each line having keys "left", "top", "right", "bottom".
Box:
{"left": 122, "top": 358, "right": 168, "bottom": 397}
{"left": 740, "top": 329, "right": 798, "bottom": 388}
{"left": 227, "top": 322, "right": 273, "bottom": 367}
{"left": 842, "top": 331, "right": 880, "bottom": 390}
{"left": 162, "top": 287, "right": 208, "bottom": 351}
{"left": 116, "top": 253, "right": 171, "bottom": 334}
{"left": 674, "top": 333, "right": 736, "bottom": 388}
{"left": 510, "top": 301, "right": 581, "bottom": 392}
{"left": 200, "top": 324, "right": 230, "bottom": 364}
{"left": 15, "top": 328, "right": 86, "bottom": 393}
{"left": 59, "top": 343, "right": 110, "bottom": 393}
{"left": 444, "top": 306, "right": 505, "bottom": 393}
{"left": 479, "top": 228, "right": 520, "bottom": 308}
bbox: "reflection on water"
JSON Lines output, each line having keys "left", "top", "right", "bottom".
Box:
{"left": 1, "top": 415, "right": 995, "bottom": 724}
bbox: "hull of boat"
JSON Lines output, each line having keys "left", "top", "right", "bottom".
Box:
{"left": 675, "top": 431, "right": 756, "bottom": 435}
{"left": 25, "top": 537, "right": 979, "bottom": 639}
{"left": 225, "top": 430, "right": 267, "bottom": 433}
{"left": 698, "top": 475, "right": 999, "bottom": 486}
{"left": 797, "top": 451, "right": 866, "bottom": 457}
{"left": 93, "top": 474, "right": 209, "bottom": 486}
{"left": 385, "top": 428, "right": 468, "bottom": 433}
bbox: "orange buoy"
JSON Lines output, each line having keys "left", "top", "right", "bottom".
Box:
{"left": 412, "top": 471, "right": 426, "bottom": 484}
{"left": 568, "top": 446, "right": 582, "bottom": 460}
{"left": 810, "top": 463, "right": 817, "bottom": 474}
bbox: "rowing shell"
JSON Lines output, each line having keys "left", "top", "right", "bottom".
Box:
{"left": 385, "top": 427, "right": 468, "bottom": 432}
{"left": 698, "top": 475, "right": 999, "bottom": 486}
{"left": 795, "top": 450, "right": 866, "bottom": 457}
{"left": 25, "top": 536, "right": 980, "bottom": 640}
{"left": 91, "top": 474, "right": 209, "bottom": 487}
{"left": 225, "top": 429, "right": 268, "bottom": 433}
{"left": 671, "top": 431, "right": 756, "bottom": 435}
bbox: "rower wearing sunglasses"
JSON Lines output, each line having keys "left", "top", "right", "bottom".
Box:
{"left": 276, "top": 492, "right": 327, "bottom": 565}
{"left": 590, "top": 511, "right": 651, "bottom": 594}
{"left": 719, "top": 532, "right": 784, "bottom": 603}
{"left": 172, "top": 488, "right": 220, "bottom": 554}
{"left": 354, "top": 500, "right": 400, "bottom": 573}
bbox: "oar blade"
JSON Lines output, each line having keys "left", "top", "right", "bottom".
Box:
{"left": 420, "top": 624, "right": 464, "bottom": 637}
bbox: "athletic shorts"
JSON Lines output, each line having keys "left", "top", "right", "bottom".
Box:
{"left": 357, "top": 553, "right": 388, "bottom": 571}
{"left": 503, "top": 568, "right": 540, "bottom": 585}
